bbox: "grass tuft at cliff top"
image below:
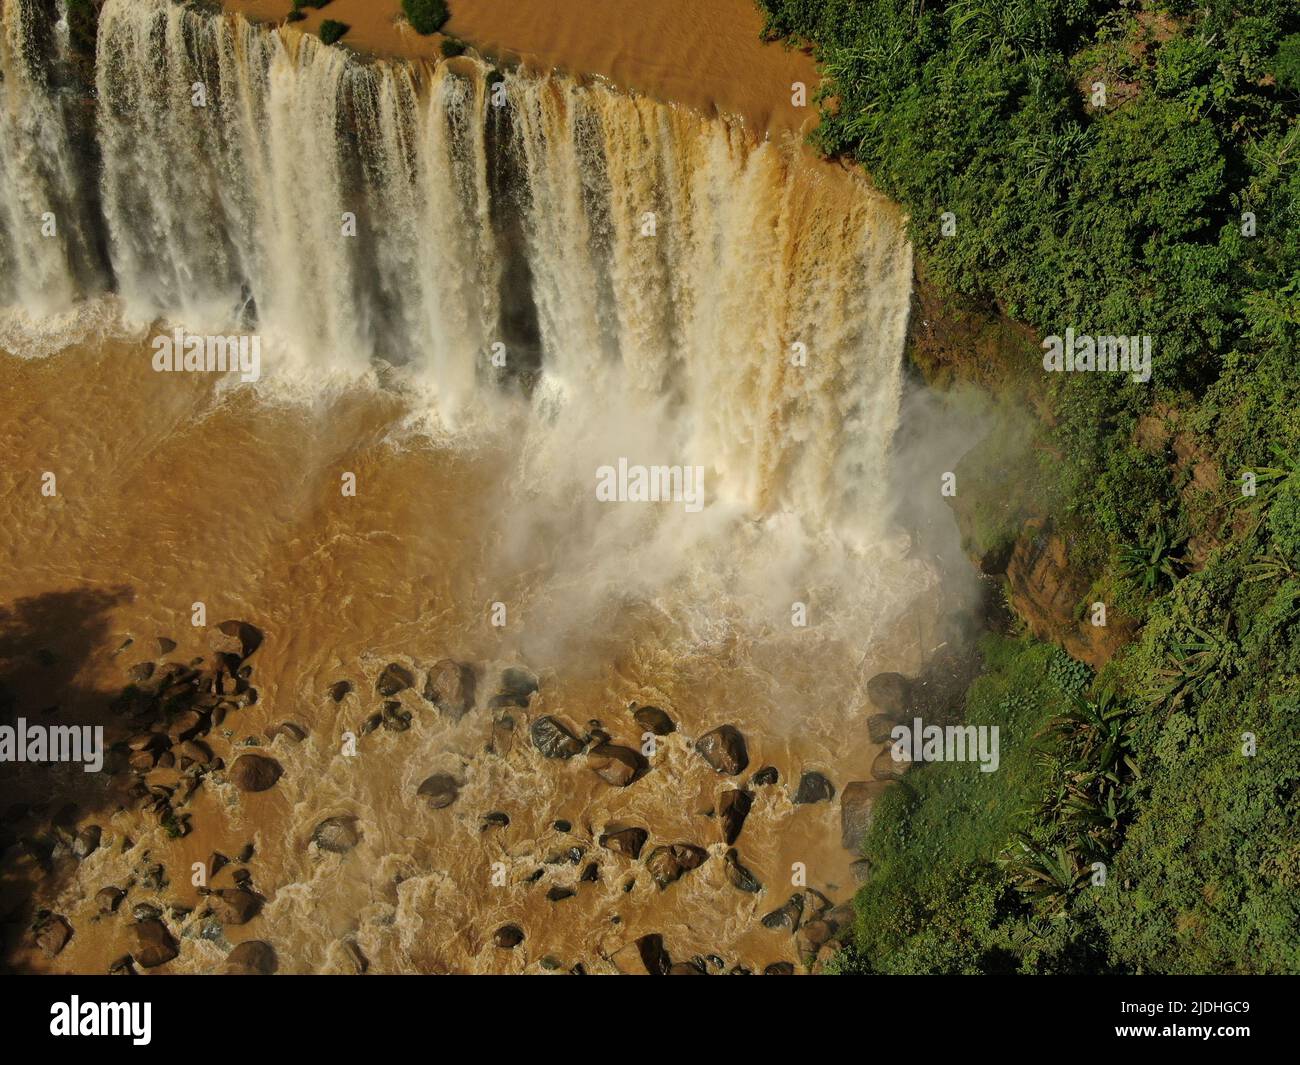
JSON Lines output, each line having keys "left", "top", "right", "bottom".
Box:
{"left": 756, "top": 0, "right": 1300, "bottom": 973}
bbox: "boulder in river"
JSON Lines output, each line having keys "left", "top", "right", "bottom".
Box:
{"left": 724, "top": 848, "right": 762, "bottom": 893}
{"left": 636, "top": 933, "right": 671, "bottom": 975}
{"left": 375, "top": 662, "right": 415, "bottom": 697}
{"left": 209, "top": 620, "right": 263, "bottom": 661}
{"left": 529, "top": 715, "right": 583, "bottom": 759}
{"left": 494, "top": 924, "right": 525, "bottom": 948}
{"left": 645, "top": 843, "right": 708, "bottom": 890}
{"left": 761, "top": 893, "right": 805, "bottom": 933}
{"left": 867, "top": 713, "right": 899, "bottom": 744}
{"left": 495, "top": 667, "right": 539, "bottom": 708}
{"left": 207, "top": 888, "right": 260, "bottom": 926}
{"left": 718, "top": 788, "right": 752, "bottom": 845}
{"left": 423, "top": 659, "right": 476, "bottom": 719}
{"left": 416, "top": 773, "right": 460, "bottom": 810}
{"left": 34, "top": 914, "right": 72, "bottom": 957}
{"left": 792, "top": 770, "right": 835, "bottom": 805}
{"left": 599, "top": 826, "right": 648, "bottom": 860}
{"left": 865, "top": 672, "right": 912, "bottom": 717}
{"left": 129, "top": 919, "right": 178, "bottom": 968}
{"left": 632, "top": 704, "right": 675, "bottom": 735}
{"left": 96, "top": 886, "right": 126, "bottom": 914}
{"left": 224, "top": 939, "right": 277, "bottom": 975}
{"left": 228, "top": 753, "right": 282, "bottom": 793}
{"left": 695, "top": 724, "right": 748, "bottom": 775}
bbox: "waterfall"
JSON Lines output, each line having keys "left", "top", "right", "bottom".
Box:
{"left": 4, "top": 0, "right": 913, "bottom": 534}
{"left": 0, "top": 0, "right": 103, "bottom": 312}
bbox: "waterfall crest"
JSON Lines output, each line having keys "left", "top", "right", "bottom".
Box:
{"left": 4, "top": 0, "right": 913, "bottom": 532}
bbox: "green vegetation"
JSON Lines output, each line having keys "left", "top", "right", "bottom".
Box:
{"left": 403, "top": 0, "right": 451, "bottom": 36}
{"left": 440, "top": 37, "right": 468, "bottom": 59}
{"left": 319, "top": 19, "right": 349, "bottom": 46}
{"left": 756, "top": 0, "right": 1300, "bottom": 973}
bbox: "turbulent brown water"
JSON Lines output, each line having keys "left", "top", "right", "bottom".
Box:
{"left": 0, "top": 0, "right": 942, "bottom": 974}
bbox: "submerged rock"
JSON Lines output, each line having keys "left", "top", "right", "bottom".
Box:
{"left": 228, "top": 753, "right": 282, "bottom": 793}
{"left": 695, "top": 725, "right": 748, "bottom": 775}
{"left": 327, "top": 680, "right": 353, "bottom": 702}
{"left": 265, "top": 722, "right": 307, "bottom": 744}
{"left": 632, "top": 705, "right": 675, "bottom": 735}
{"left": 865, "top": 672, "right": 912, "bottom": 717}
{"left": 498, "top": 667, "right": 539, "bottom": 706}
{"left": 416, "top": 773, "right": 460, "bottom": 810}
{"left": 73, "top": 825, "right": 102, "bottom": 860}
{"left": 225, "top": 939, "right": 277, "bottom": 975}
{"left": 587, "top": 743, "right": 644, "bottom": 787}
{"left": 312, "top": 816, "right": 360, "bottom": 854}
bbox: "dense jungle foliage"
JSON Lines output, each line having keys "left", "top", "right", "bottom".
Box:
{"left": 756, "top": 0, "right": 1300, "bottom": 973}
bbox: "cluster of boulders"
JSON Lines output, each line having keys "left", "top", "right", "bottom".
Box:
{"left": 26, "top": 833, "right": 272, "bottom": 974}
{"left": 112, "top": 620, "right": 291, "bottom": 834}
{"left": 352, "top": 656, "right": 482, "bottom": 737}
{"left": 15, "top": 622, "right": 293, "bottom": 973}
{"left": 20, "top": 631, "right": 921, "bottom": 975}
{"left": 395, "top": 668, "right": 880, "bottom": 973}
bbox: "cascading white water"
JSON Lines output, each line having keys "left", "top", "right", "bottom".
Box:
{"left": 0, "top": 0, "right": 99, "bottom": 312}
{"left": 5, "top": 0, "right": 914, "bottom": 536}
